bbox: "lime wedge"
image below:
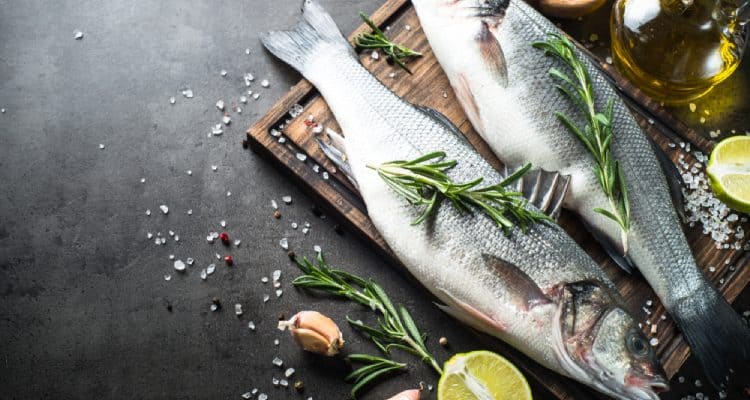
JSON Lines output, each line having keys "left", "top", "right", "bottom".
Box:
{"left": 437, "top": 350, "right": 532, "bottom": 400}
{"left": 707, "top": 136, "right": 750, "bottom": 213}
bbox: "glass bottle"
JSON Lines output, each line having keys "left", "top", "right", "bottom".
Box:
{"left": 611, "top": 0, "right": 748, "bottom": 104}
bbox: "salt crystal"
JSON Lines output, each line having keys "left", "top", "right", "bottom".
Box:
{"left": 282, "top": 196, "right": 292, "bottom": 204}
{"left": 285, "top": 368, "right": 295, "bottom": 378}
{"left": 169, "top": 230, "right": 175, "bottom": 237}
{"left": 272, "top": 270, "right": 281, "bottom": 281}
{"left": 207, "top": 235, "right": 214, "bottom": 243}
{"left": 271, "top": 199, "right": 278, "bottom": 210}
{"left": 182, "top": 88, "right": 194, "bottom": 98}
{"left": 200, "top": 269, "right": 207, "bottom": 280}
{"left": 322, "top": 171, "right": 329, "bottom": 180}
{"left": 206, "top": 263, "right": 216, "bottom": 275}
{"left": 74, "top": 30, "right": 84, "bottom": 40}
{"left": 140, "top": 178, "right": 146, "bottom": 183}
{"left": 174, "top": 260, "right": 186, "bottom": 272}
{"left": 279, "top": 237, "right": 289, "bottom": 249}
{"left": 695, "top": 379, "right": 702, "bottom": 387}
{"left": 210, "top": 304, "right": 218, "bottom": 312}
{"left": 258, "top": 394, "right": 267, "bottom": 400}
{"left": 240, "top": 96, "right": 247, "bottom": 104}
{"left": 272, "top": 357, "right": 283, "bottom": 367}
{"left": 371, "top": 50, "right": 380, "bottom": 60}
{"left": 244, "top": 73, "right": 255, "bottom": 86}
{"left": 645, "top": 300, "right": 653, "bottom": 307}
{"left": 263, "top": 294, "right": 270, "bottom": 302}
{"left": 212, "top": 124, "right": 223, "bottom": 136}
{"left": 388, "top": 72, "right": 396, "bottom": 78}
{"left": 169, "top": 254, "right": 175, "bottom": 260}
{"left": 169, "top": 96, "right": 175, "bottom": 105}
{"left": 273, "top": 282, "right": 281, "bottom": 289}
{"left": 222, "top": 115, "right": 231, "bottom": 125}
{"left": 0, "top": 109, "right": 4, "bottom": 113}
{"left": 291, "top": 222, "right": 298, "bottom": 229}
{"left": 248, "top": 321, "right": 256, "bottom": 330}
{"left": 98, "top": 143, "right": 106, "bottom": 150}
{"left": 216, "top": 100, "right": 225, "bottom": 111}
{"left": 220, "top": 220, "right": 226, "bottom": 227}
{"left": 235, "top": 303, "right": 243, "bottom": 316}
{"left": 689, "top": 103, "right": 696, "bottom": 112}
{"left": 164, "top": 274, "right": 172, "bottom": 281}
{"left": 678, "top": 376, "right": 685, "bottom": 383}
{"left": 215, "top": 253, "right": 221, "bottom": 260}
{"left": 261, "top": 79, "right": 270, "bottom": 88}
{"left": 155, "top": 238, "right": 161, "bottom": 245}
{"left": 147, "top": 232, "right": 153, "bottom": 239}
{"left": 146, "top": 209, "right": 151, "bottom": 216}
{"left": 212, "top": 165, "right": 218, "bottom": 171}
{"left": 272, "top": 378, "right": 280, "bottom": 386}
{"left": 236, "top": 107, "right": 242, "bottom": 114}
{"left": 276, "top": 289, "right": 283, "bottom": 297}
{"left": 314, "top": 245, "right": 322, "bottom": 253}
{"left": 296, "top": 153, "right": 308, "bottom": 162}
{"left": 274, "top": 339, "right": 280, "bottom": 346}
{"left": 234, "top": 239, "right": 241, "bottom": 247}
{"left": 605, "top": 56, "right": 613, "bottom": 64}
{"left": 649, "top": 337, "right": 659, "bottom": 346}
{"left": 160, "top": 205, "right": 169, "bottom": 214}
{"left": 302, "top": 227, "right": 309, "bottom": 235}
{"left": 241, "top": 393, "right": 252, "bottom": 399}
{"left": 261, "top": 277, "right": 268, "bottom": 283}
{"left": 709, "top": 266, "right": 716, "bottom": 272}
{"left": 226, "top": 191, "right": 231, "bottom": 197}
{"left": 245, "top": 48, "right": 251, "bottom": 55}
{"left": 220, "top": 69, "right": 227, "bottom": 77}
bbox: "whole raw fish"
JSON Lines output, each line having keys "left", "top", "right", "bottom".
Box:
{"left": 412, "top": 0, "right": 750, "bottom": 387}
{"left": 261, "top": 2, "right": 666, "bottom": 398}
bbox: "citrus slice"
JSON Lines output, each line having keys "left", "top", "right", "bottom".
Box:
{"left": 437, "top": 350, "right": 532, "bottom": 400}
{"left": 706, "top": 136, "right": 750, "bottom": 214}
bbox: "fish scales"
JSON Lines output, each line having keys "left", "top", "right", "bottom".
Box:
{"left": 262, "top": 2, "right": 666, "bottom": 398}
{"left": 414, "top": 0, "right": 750, "bottom": 389}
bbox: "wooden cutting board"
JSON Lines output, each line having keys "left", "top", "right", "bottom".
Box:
{"left": 247, "top": 0, "right": 750, "bottom": 398}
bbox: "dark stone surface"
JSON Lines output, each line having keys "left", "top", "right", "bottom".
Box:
{"left": 0, "top": 1, "right": 747, "bottom": 399}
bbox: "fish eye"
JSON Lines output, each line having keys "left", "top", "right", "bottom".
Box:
{"left": 626, "top": 331, "right": 650, "bottom": 357}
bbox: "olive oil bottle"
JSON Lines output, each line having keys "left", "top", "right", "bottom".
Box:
{"left": 611, "top": 0, "right": 748, "bottom": 104}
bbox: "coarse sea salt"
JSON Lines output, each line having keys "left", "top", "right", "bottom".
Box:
{"left": 174, "top": 260, "right": 186, "bottom": 272}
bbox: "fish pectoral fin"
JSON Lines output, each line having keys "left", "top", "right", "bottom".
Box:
{"left": 503, "top": 165, "right": 571, "bottom": 220}
{"left": 315, "top": 128, "right": 358, "bottom": 188}
{"left": 435, "top": 289, "right": 508, "bottom": 334}
{"left": 476, "top": 21, "right": 508, "bottom": 87}
{"left": 481, "top": 254, "right": 554, "bottom": 311}
{"left": 580, "top": 218, "right": 637, "bottom": 273}
{"left": 649, "top": 137, "right": 686, "bottom": 221}
{"left": 413, "top": 105, "right": 470, "bottom": 145}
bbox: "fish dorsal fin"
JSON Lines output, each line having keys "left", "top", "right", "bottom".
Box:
{"left": 481, "top": 253, "right": 552, "bottom": 311}
{"left": 414, "top": 105, "right": 470, "bottom": 144}
{"left": 315, "top": 128, "right": 358, "bottom": 188}
{"left": 580, "top": 218, "right": 637, "bottom": 273}
{"left": 649, "top": 138, "right": 685, "bottom": 221}
{"left": 476, "top": 21, "right": 508, "bottom": 87}
{"left": 503, "top": 165, "right": 570, "bottom": 220}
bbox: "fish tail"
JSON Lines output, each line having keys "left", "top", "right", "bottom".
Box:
{"left": 260, "top": 0, "right": 354, "bottom": 77}
{"left": 670, "top": 289, "right": 750, "bottom": 388}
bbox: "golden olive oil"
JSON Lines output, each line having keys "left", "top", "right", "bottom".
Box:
{"left": 610, "top": 0, "right": 746, "bottom": 104}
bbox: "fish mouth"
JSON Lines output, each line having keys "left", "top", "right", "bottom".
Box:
{"left": 625, "top": 373, "right": 669, "bottom": 400}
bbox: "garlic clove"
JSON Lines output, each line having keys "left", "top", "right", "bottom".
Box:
{"left": 386, "top": 389, "right": 421, "bottom": 400}
{"left": 279, "top": 311, "right": 344, "bottom": 356}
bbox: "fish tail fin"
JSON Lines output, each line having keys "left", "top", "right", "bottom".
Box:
{"left": 671, "top": 289, "right": 750, "bottom": 388}
{"left": 260, "top": 0, "right": 354, "bottom": 76}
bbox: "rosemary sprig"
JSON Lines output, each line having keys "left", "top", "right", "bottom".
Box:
{"left": 345, "top": 354, "right": 407, "bottom": 398}
{"left": 368, "top": 151, "right": 552, "bottom": 233}
{"left": 292, "top": 253, "right": 443, "bottom": 375}
{"left": 533, "top": 33, "right": 631, "bottom": 248}
{"left": 354, "top": 12, "right": 422, "bottom": 74}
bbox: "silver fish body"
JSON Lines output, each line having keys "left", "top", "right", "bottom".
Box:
{"left": 413, "top": 0, "right": 750, "bottom": 387}
{"left": 261, "top": 2, "right": 666, "bottom": 398}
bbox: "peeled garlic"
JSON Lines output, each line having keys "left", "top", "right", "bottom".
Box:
{"left": 386, "top": 389, "right": 421, "bottom": 400}
{"left": 278, "top": 311, "right": 344, "bottom": 356}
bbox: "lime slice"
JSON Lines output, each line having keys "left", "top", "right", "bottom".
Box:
{"left": 437, "top": 350, "right": 532, "bottom": 400}
{"left": 707, "top": 136, "right": 750, "bottom": 214}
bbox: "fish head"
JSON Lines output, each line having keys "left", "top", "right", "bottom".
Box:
{"left": 553, "top": 281, "right": 668, "bottom": 399}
